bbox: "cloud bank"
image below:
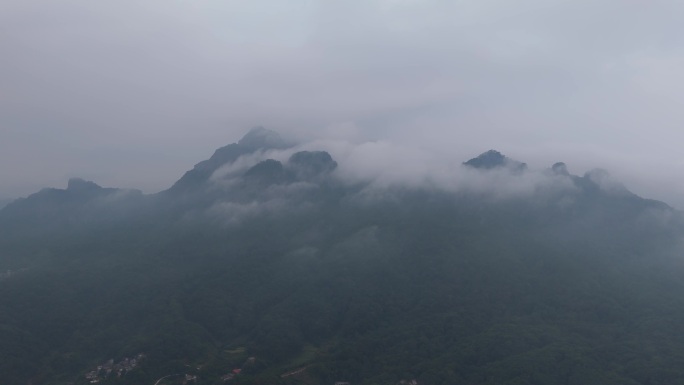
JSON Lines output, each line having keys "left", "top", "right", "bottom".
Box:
{"left": 2, "top": 0, "right": 684, "bottom": 207}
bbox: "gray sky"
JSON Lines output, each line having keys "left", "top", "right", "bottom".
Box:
{"left": 2, "top": 0, "right": 684, "bottom": 207}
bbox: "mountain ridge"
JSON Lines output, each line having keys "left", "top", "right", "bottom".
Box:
{"left": 1, "top": 129, "right": 683, "bottom": 385}
{"left": 8, "top": 138, "right": 667, "bottom": 209}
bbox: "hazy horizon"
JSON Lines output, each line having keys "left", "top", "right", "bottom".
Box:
{"left": 3, "top": 0, "right": 684, "bottom": 208}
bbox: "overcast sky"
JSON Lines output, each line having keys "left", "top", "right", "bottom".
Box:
{"left": 2, "top": 0, "right": 684, "bottom": 207}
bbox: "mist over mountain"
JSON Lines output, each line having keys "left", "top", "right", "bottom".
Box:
{"left": 1, "top": 129, "right": 684, "bottom": 385}
{"left": 463, "top": 150, "right": 527, "bottom": 173}
{"left": 169, "top": 127, "right": 292, "bottom": 194}
{"left": 0, "top": 198, "right": 15, "bottom": 209}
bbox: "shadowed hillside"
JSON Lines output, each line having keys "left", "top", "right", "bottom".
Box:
{"left": 1, "top": 129, "right": 684, "bottom": 385}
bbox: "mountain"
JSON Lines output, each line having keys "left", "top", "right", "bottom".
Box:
{"left": 168, "top": 127, "right": 289, "bottom": 193}
{"left": 288, "top": 151, "right": 338, "bottom": 179}
{"left": 464, "top": 149, "right": 527, "bottom": 172}
{"left": 0, "top": 178, "right": 144, "bottom": 239}
{"left": 241, "top": 151, "right": 338, "bottom": 185}
{"left": 1, "top": 130, "right": 684, "bottom": 385}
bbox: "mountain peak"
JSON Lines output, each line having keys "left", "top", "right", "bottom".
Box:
{"left": 464, "top": 150, "right": 527, "bottom": 172}
{"left": 288, "top": 151, "right": 338, "bottom": 179}
{"left": 168, "top": 127, "right": 290, "bottom": 193}
{"left": 67, "top": 178, "right": 101, "bottom": 191}
{"left": 551, "top": 162, "right": 570, "bottom": 176}
{"left": 237, "top": 127, "right": 287, "bottom": 150}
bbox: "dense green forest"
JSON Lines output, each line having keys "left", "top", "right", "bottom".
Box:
{"left": 2, "top": 128, "right": 684, "bottom": 385}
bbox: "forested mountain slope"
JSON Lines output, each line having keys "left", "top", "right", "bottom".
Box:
{"left": 1, "top": 128, "right": 684, "bottom": 385}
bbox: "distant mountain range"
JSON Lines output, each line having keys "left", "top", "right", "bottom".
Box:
{"left": 1, "top": 128, "right": 683, "bottom": 385}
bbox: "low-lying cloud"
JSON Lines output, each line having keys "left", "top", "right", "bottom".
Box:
{"left": 3, "top": 0, "right": 684, "bottom": 208}
{"left": 201, "top": 135, "right": 584, "bottom": 211}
